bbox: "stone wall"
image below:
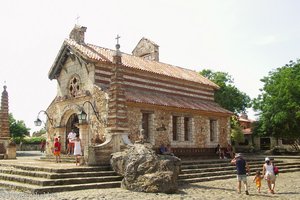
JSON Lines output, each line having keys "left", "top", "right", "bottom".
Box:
{"left": 127, "top": 104, "right": 230, "bottom": 149}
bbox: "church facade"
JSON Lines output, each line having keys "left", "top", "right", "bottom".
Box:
{"left": 46, "top": 25, "right": 232, "bottom": 165}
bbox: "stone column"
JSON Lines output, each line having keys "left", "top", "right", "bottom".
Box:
{"left": 106, "top": 45, "right": 131, "bottom": 152}
{"left": 77, "top": 123, "right": 89, "bottom": 148}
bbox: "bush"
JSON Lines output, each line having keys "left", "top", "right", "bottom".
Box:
{"left": 13, "top": 137, "right": 45, "bottom": 144}
{"left": 272, "top": 146, "right": 287, "bottom": 155}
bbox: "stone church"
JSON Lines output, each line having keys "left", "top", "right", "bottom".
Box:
{"left": 46, "top": 25, "right": 232, "bottom": 165}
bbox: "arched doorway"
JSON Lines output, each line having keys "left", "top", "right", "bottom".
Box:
{"left": 65, "top": 113, "right": 79, "bottom": 148}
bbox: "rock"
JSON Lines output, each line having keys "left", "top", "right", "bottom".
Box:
{"left": 110, "top": 143, "right": 181, "bottom": 193}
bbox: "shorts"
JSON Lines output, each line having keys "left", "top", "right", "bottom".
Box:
{"left": 265, "top": 174, "right": 276, "bottom": 182}
{"left": 237, "top": 174, "right": 247, "bottom": 182}
{"left": 68, "top": 142, "right": 74, "bottom": 148}
{"left": 53, "top": 151, "right": 60, "bottom": 156}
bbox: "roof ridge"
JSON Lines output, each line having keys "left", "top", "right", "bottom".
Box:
{"left": 87, "top": 43, "right": 205, "bottom": 76}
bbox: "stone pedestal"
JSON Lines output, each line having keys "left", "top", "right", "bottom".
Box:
{"left": 6, "top": 144, "right": 16, "bottom": 159}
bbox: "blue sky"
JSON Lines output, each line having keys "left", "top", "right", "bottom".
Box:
{"left": 0, "top": 0, "right": 299, "bottom": 132}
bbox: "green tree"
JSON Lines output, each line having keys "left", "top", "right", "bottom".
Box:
{"left": 230, "top": 116, "right": 244, "bottom": 143}
{"left": 199, "top": 69, "right": 251, "bottom": 114}
{"left": 200, "top": 69, "right": 251, "bottom": 145}
{"left": 32, "top": 128, "right": 46, "bottom": 137}
{"left": 253, "top": 60, "right": 300, "bottom": 146}
{"left": 9, "top": 113, "right": 30, "bottom": 139}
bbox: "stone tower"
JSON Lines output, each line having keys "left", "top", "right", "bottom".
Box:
{"left": 0, "top": 85, "right": 10, "bottom": 138}
{"left": 0, "top": 85, "right": 15, "bottom": 159}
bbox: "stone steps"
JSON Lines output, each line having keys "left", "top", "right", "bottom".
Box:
{"left": 0, "top": 167, "right": 116, "bottom": 179}
{"left": 0, "top": 173, "right": 122, "bottom": 186}
{"left": 180, "top": 161, "right": 297, "bottom": 174}
{"left": 0, "top": 162, "right": 123, "bottom": 194}
{"left": 1, "top": 156, "right": 300, "bottom": 193}
{"left": 0, "top": 179, "right": 121, "bottom": 194}
{"left": 179, "top": 164, "right": 300, "bottom": 179}
{"left": 181, "top": 160, "right": 280, "bottom": 169}
{"left": 179, "top": 157, "right": 300, "bottom": 183}
{"left": 39, "top": 155, "right": 77, "bottom": 163}
{"left": 179, "top": 167, "right": 300, "bottom": 183}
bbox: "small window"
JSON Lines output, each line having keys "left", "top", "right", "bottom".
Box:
{"left": 172, "top": 116, "right": 179, "bottom": 141}
{"left": 142, "top": 113, "right": 150, "bottom": 140}
{"left": 210, "top": 119, "right": 217, "bottom": 142}
{"left": 184, "top": 117, "right": 190, "bottom": 141}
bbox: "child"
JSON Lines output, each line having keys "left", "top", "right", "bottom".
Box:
{"left": 53, "top": 137, "right": 61, "bottom": 163}
{"left": 253, "top": 170, "right": 263, "bottom": 193}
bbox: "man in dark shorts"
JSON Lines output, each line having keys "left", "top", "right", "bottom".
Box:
{"left": 231, "top": 153, "right": 250, "bottom": 195}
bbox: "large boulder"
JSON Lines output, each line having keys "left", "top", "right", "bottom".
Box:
{"left": 110, "top": 143, "right": 181, "bottom": 193}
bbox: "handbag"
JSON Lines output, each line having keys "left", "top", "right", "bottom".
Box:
{"left": 273, "top": 166, "right": 279, "bottom": 175}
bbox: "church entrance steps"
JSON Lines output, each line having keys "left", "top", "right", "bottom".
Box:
{"left": 39, "top": 154, "right": 81, "bottom": 163}
{"left": 0, "top": 161, "right": 122, "bottom": 194}
{"left": 179, "top": 158, "right": 300, "bottom": 183}
{"left": 0, "top": 179, "right": 120, "bottom": 194}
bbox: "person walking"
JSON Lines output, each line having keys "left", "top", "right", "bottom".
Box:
{"left": 53, "top": 137, "right": 61, "bottom": 163}
{"left": 74, "top": 134, "right": 83, "bottom": 166}
{"left": 67, "top": 130, "right": 76, "bottom": 155}
{"left": 231, "top": 153, "right": 250, "bottom": 195}
{"left": 262, "top": 157, "right": 276, "bottom": 194}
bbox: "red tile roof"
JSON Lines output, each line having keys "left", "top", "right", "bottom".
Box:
{"left": 65, "top": 39, "right": 219, "bottom": 89}
{"left": 242, "top": 128, "right": 252, "bottom": 135}
{"left": 125, "top": 89, "right": 232, "bottom": 115}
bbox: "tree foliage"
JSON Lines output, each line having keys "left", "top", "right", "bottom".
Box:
{"left": 230, "top": 116, "right": 244, "bottom": 143}
{"left": 199, "top": 69, "right": 251, "bottom": 114}
{"left": 32, "top": 128, "right": 46, "bottom": 137}
{"left": 199, "top": 69, "right": 251, "bottom": 145}
{"left": 252, "top": 60, "right": 300, "bottom": 140}
{"left": 9, "top": 113, "right": 30, "bottom": 138}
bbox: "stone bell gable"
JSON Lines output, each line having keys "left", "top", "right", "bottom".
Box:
{"left": 46, "top": 25, "right": 232, "bottom": 165}
{"left": 132, "top": 37, "right": 159, "bottom": 61}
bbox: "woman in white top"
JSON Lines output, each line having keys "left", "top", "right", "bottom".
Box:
{"left": 73, "top": 134, "right": 83, "bottom": 166}
{"left": 262, "top": 157, "right": 276, "bottom": 194}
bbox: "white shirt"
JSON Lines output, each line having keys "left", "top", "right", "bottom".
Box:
{"left": 68, "top": 131, "right": 76, "bottom": 143}
{"left": 264, "top": 163, "right": 274, "bottom": 175}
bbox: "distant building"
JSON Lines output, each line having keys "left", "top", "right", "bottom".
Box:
{"left": 45, "top": 25, "right": 232, "bottom": 164}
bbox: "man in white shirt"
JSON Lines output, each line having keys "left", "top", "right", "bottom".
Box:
{"left": 67, "top": 130, "right": 77, "bottom": 155}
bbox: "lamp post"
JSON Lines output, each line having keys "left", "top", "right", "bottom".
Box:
{"left": 34, "top": 110, "right": 53, "bottom": 127}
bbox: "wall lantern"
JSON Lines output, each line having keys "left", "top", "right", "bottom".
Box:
{"left": 78, "top": 100, "right": 104, "bottom": 124}
{"left": 34, "top": 110, "right": 53, "bottom": 127}
{"left": 78, "top": 110, "right": 87, "bottom": 122}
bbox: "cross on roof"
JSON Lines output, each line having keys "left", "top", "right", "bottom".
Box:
{"left": 115, "top": 35, "right": 121, "bottom": 45}
{"left": 75, "top": 15, "right": 80, "bottom": 25}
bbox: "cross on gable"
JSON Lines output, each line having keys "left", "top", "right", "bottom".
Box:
{"left": 115, "top": 35, "right": 121, "bottom": 44}
{"left": 75, "top": 15, "right": 80, "bottom": 25}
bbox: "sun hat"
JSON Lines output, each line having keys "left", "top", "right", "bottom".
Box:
{"left": 235, "top": 153, "right": 241, "bottom": 158}
{"left": 265, "top": 157, "right": 270, "bottom": 162}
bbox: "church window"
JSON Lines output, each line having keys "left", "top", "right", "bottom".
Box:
{"left": 142, "top": 113, "right": 150, "bottom": 140}
{"left": 210, "top": 119, "right": 217, "bottom": 142}
{"left": 184, "top": 117, "right": 191, "bottom": 141}
{"left": 172, "top": 116, "right": 179, "bottom": 141}
{"left": 69, "top": 76, "right": 80, "bottom": 97}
